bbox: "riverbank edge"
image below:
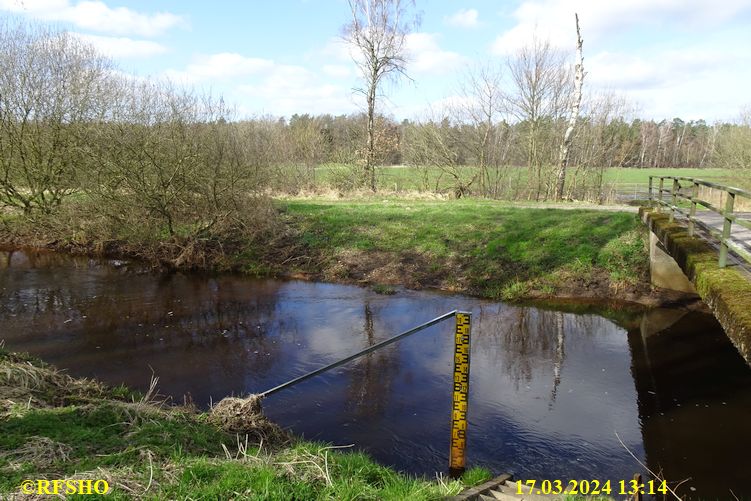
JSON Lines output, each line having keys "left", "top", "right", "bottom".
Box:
{"left": 640, "top": 208, "right": 751, "bottom": 363}
{"left": 0, "top": 348, "right": 490, "bottom": 499}
{"left": 0, "top": 214, "right": 695, "bottom": 311}
{"left": 0, "top": 232, "right": 695, "bottom": 310}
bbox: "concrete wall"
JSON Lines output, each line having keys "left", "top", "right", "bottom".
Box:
{"left": 640, "top": 207, "right": 751, "bottom": 365}
{"left": 649, "top": 231, "right": 697, "bottom": 293}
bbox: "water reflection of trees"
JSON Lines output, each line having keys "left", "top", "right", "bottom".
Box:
{"left": 472, "top": 305, "right": 604, "bottom": 405}
{"left": 1, "top": 251, "right": 291, "bottom": 401}
{"left": 345, "top": 301, "right": 399, "bottom": 418}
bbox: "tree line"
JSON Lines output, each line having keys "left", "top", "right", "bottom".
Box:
{"left": 1, "top": 16, "right": 749, "bottom": 235}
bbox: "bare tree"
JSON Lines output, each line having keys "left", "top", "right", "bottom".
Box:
{"left": 85, "top": 78, "right": 262, "bottom": 245}
{"left": 454, "top": 65, "right": 512, "bottom": 197}
{"left": 567, "top": 91, "right": 636, "bottom": 201}
{"left": 343, "top": 0, "right": 419, "bottom": 191}
{"left": 554, "top": 13, "right": 584, "bottom": 201}
{"left": 715, "top": 106, "right": 751, "bottom": 171}
{"left": 0, "top": 22, "right": 113, "bottom": 214}
{"left": 505, "top": 36, "right": 571, "bottom": 200}
{"left": 403, "top": 112, "right": 472, "bottom": 197}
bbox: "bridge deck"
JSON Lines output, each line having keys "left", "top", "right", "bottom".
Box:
{"left": 686, "top": 211, "right": 751, "bottom": 272}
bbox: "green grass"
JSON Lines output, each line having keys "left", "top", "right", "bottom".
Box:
{"left": 0, "top": 348, "right": 472, "bottom": 500}
{"left": 603, "top": 167, "right": 734, "bottom": 185}
{"left": 460, "top": 466, "right": 493, "bottom": 486}
{"left": 314, "top": 164, "right": 739, "bottom": 192}
{"left": 278, "top": 198, "right": 649, "bottom": 299}
{"left": 372, "top": 283, "right": 397, "bottom": 295}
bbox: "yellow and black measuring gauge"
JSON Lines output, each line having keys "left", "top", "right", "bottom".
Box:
{"left": 450, "top": 311, "right": 471, "bottom": 472}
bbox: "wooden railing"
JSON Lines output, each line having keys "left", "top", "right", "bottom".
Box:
{"left": 648, "top": 176, "right": 751, "bottom": 268}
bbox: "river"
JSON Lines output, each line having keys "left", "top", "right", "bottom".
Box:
{"left": 1, "top": 247, "right": 750, "bottom": 499}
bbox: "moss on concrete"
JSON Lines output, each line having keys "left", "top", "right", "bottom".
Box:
{"left": 640, "top": 208, "right": 751, "bottom": 363}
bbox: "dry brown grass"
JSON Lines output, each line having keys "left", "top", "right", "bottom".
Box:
{"left": 273, "top": 187, "right": 450, "bottom": 201}
{"left": 208, "top": 396, "right": 290, "bottom": 447}
{"left": 0, "top": 352, "right": 105, "bottom": 418}
{"left": 0, "top": 436, "right": 71, "bottom": 470}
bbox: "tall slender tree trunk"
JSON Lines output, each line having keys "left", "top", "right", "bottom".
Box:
{"left": 554, "top": 13, "right": 584, "bottom": 202}
{"left": 366, "top": 79, "right": 377, "bottom": 191}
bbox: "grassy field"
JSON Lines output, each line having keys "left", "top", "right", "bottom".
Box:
{"left": 271, "top": 198, "right": 649, "bottom": 301}
{"left": 314, "top": 165, "right": 741, "bottom": 193}
{"left": 602, "top": 167, "right": 736, "bottom": 184}
{"left": 0, "top": 348, "right": 492, "bottom": 500}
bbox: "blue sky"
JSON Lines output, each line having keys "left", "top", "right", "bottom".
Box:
{"left": 2, "top": 0, "right": 750, "bottom": 121}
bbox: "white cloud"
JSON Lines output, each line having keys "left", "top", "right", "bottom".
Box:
{"left": 237, "top": 65, "right": 354, "bottom": 117}
{"left": 322, "top": 64, "right": 354, "bottom": 79}
{"left": 318, "top": 38, "right": 354, "bottom": 63}
{"left": 164, "top": 53, "right": 356, "bottom": 117}
{"left": 413, "top": 94, "right": 474, "bottom": 118}
{"left": 491, "top": 0, "right": 751, "bottom": 54}
{"left": 71, "top": 32, "right": 167, "bottom": 58}
{"left": 588, "top": 49, "right": 732, "bottom": 90}
{"left": 327, "top": 31, "right": 463, "bottom": 79}
{"left": 587, "top": 46, "right": 751, "bottom": 120}
{"left": 406, "top": 33, "right": 466, "bottom": 75}
{"left": 445, "top": 8, "right": 479, "bottom": 28}
{"left": 0, "top": 0, "right": 185, "bottom": 37}
{"left": 487, "top": 0, "right": 751, "bottom": 119}
{"left": 164, "top": 53, "right": 275, "bottom": 84}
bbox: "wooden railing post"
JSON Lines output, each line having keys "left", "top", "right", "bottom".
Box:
{"left": 645, "top": 175, "right": 751, "bottom": 268}
{"left": 631, "top": 473, "right": 643, "bottom": 501}
{"left": 657, "top": 177, "right": 664, "bottom": 213}
{"left": 688, "top": 180, "right": 699, "bottom": 237}
{"left": 719, "top": 192, "right": 735, "bottom": 268}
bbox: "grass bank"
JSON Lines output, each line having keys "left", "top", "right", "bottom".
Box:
{"left": 252, "top": 198, "right": 654, "bottom": 304}
{"left": 2, "top": 196, "right": 660, "bottom": 304}
{"left": 0, "top": 347, "right": 490, "bottom": 500}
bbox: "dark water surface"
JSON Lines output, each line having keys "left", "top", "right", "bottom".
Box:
{"left": 2, "top": 248, "right": 750, "bottom": 499}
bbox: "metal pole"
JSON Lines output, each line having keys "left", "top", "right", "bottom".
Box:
{"left": 648, "top": 176, "right": 653, "bottom": 204}
{"left": 258, "top": 310, "right": 458, "bottom": 398}
{"left": 449, "top": 311, "right": 472, "bottom": 476}
{"left": 719, "top": 192, "right": 735, "bottom": 268}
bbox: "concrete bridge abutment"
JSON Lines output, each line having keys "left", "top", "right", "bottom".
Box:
{"left": 648, "top": 230, "right": 697, "bottom": 294}
{"left": 640, "top": 207, "right": 751, "bottom": 365}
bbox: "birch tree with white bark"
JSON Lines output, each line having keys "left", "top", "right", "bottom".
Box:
{"left": 554, "top": 13, "right": 584, "bottom": 202}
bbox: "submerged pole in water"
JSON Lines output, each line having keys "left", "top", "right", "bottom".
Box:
{"left": 449, "top": 311, "right": 472, "bottom": 476}
{"left": 257, "top": 310, "right": 459, "bottom": 398}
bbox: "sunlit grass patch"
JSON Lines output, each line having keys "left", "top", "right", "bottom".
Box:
{"left": 280, "top": 198, "right": 649, "bottom": 301}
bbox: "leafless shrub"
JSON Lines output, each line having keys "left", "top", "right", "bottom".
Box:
{"left": 0, "top": 21, "right": 113, "bottom": 214}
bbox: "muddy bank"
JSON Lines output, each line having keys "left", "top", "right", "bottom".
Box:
{"left": 1, "top": 197, "right": 701, "bottom": 309}
{"left": 1, "top": 235, "right": 698, "bottom": 311}
{"left": 279, "top": 246, "right": 698, "bottom": 308}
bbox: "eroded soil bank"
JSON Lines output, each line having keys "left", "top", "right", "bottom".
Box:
{"left": 1, "top": 199, "right": 701, "bottom": 307}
